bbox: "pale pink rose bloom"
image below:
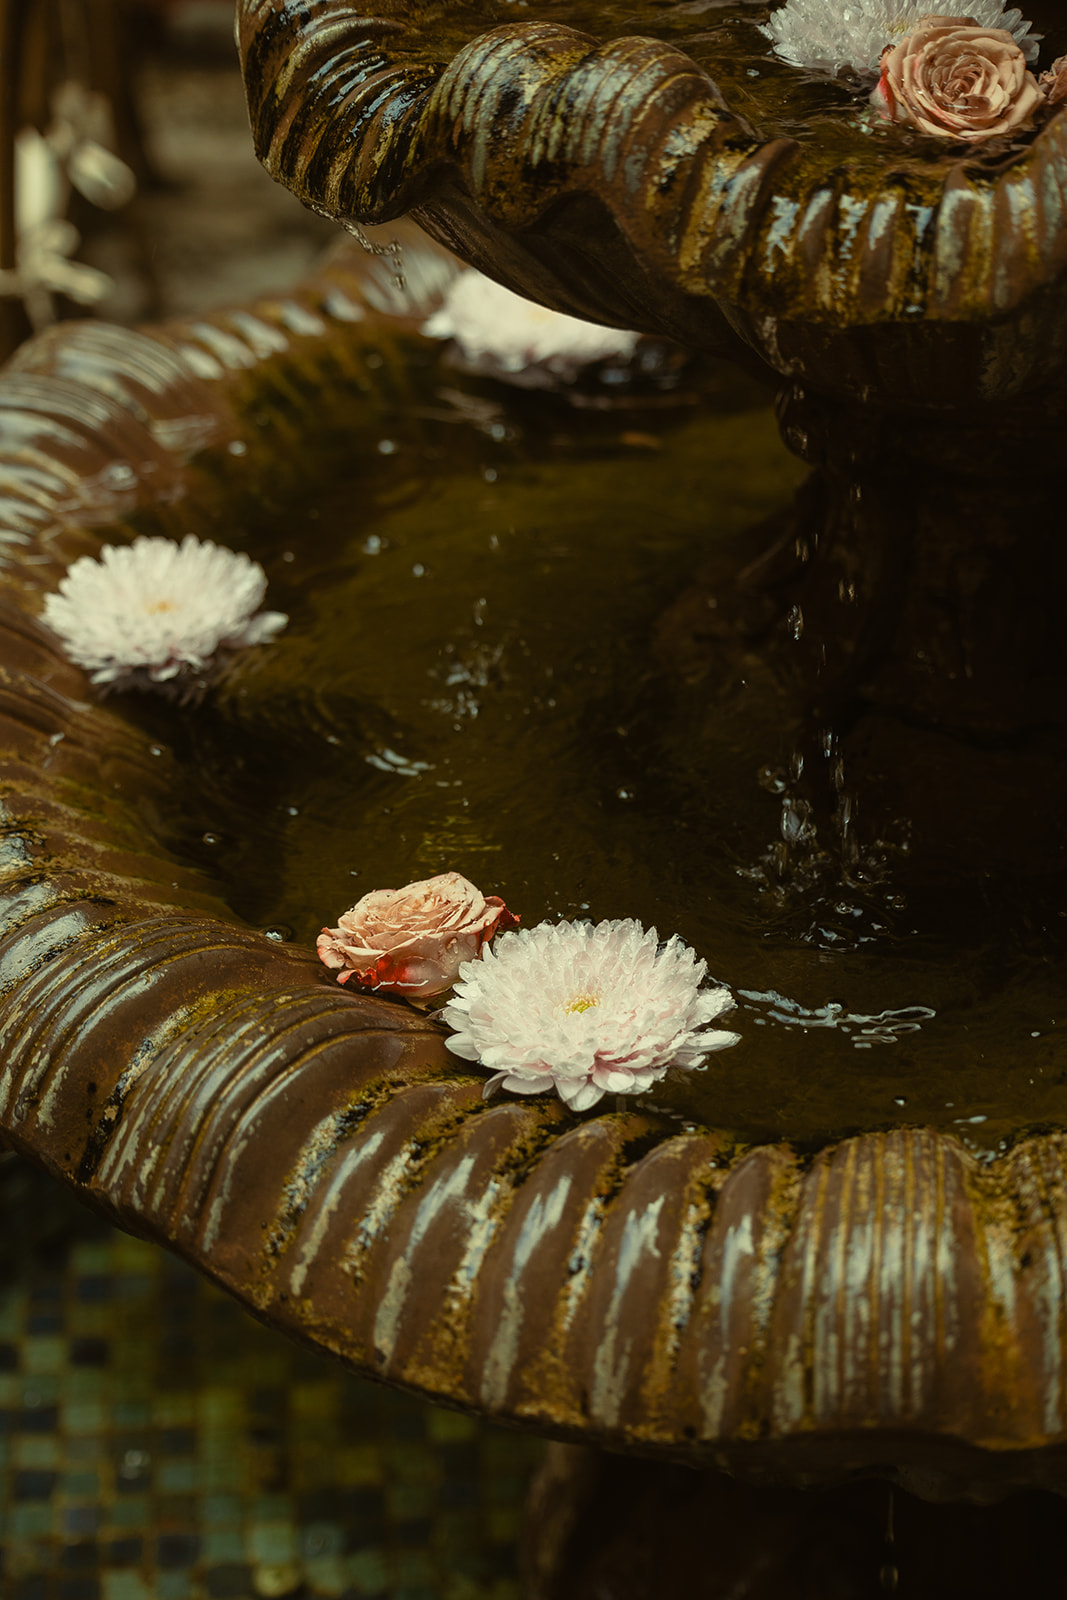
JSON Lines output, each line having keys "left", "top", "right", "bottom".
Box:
{"left": 1039, "top": 55, "right": 1067, "bottom": 107}
{"left": 871, "top": 15, "right": 1045, "bottom": 141}
{"left": 317, "top": 871, "right": 518, "bottom": 1000}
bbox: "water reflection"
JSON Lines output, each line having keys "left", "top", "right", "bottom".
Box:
{"left": 737, "top": 988, "right": 936, "bottom": 1048}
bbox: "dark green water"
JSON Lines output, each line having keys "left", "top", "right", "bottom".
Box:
{"left": 115, "top": 346, "right": 1067, "bottom": 1160}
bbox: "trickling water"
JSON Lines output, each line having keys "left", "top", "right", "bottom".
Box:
{"left": 342, "top": 221, "right": 407, "bottom": 293}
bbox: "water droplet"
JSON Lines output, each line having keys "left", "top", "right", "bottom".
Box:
{"left": 483, "top": 467, "right": 498, "bottom": 483}
{"left": 780, "top": 797, "right": 814, "bottom": 844}
{"left": 227, "top": 440, "right": 247, "bottom": 457}
{"left": 377, "top": 439, "right": 397, "bottom": 455}
{"left": 787, "top": 604, "right": 804, "bottom": 640}
{"left": 202, "top": 832, "right": 219, "bottom": 845}
{"left": 263, "top": 926, "right": 292, "bottom": 943}
{"left": 893, "top": 1096, "right": 907, "bottom": 1107}
{"left": 616, "top": 787, "right": 634, "bottom": 801}
{"left": 412, "top": 563, "right": 425, "bottom": 577}
{"left": 362, "top": 534, "right": 382, "bottom": 555}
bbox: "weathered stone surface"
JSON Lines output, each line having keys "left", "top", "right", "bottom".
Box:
{"left": 2, "top": 231, "right": 1067, "bottom": 1494}
{"left": 236, "top": 0, "right": 1067, "bottom": 403}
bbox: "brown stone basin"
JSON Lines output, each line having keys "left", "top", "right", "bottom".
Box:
{"left": 151, "top": 0, "right": 1067, "bottom": 1501}
{"left": 0, "top": 218, "right": 1066, "bottom": 1502}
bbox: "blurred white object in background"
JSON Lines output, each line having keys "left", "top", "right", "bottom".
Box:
{"left": 423, "top": 268, "right": 640, "bottom": 382}
{"left": 0, "top": 82, "right": 135, "bottom": 330}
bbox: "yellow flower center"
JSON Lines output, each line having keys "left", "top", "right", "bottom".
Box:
{"left": 143, "top": 598, "right": 177, "bottom": 615}
{"left": 564, "top": 993, "right": 600, "bottom": 1015}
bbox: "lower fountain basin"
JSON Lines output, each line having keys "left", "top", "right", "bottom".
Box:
{"left": 2, "top": 227, "right": 1067, "bottom": 1500}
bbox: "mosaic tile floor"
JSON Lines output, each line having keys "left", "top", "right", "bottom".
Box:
{"left": 0, "top": 1156, "right": 544, "bottom": 1600}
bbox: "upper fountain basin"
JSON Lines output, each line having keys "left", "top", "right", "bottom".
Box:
{"left": 237, "top": 0, "right": 1067, "bottom": 406}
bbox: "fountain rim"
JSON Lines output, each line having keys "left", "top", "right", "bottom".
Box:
{"left": 236, "top": 0, "right": 1067, "bottom": 341}
{"left": 1, "top": 234, "right": 1067, "bottom": 1497}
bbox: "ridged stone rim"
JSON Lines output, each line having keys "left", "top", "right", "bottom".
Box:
{"left": 236, "top": 0, "right": 1067, "bottom": 389}
{"left": 2, "top": 233, "right": 1067, "bottom": 1497}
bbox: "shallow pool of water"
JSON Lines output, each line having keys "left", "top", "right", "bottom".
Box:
{"left": 110, "top": 341, "right": 1067, "bottom": 1159}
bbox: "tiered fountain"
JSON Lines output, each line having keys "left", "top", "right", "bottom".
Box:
{"left": 3, "top": 0, "right": 1067, "bottom": 1591}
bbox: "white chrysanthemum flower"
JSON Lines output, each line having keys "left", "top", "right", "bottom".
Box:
{"left": 761, "top": 1, "right": 1040, "bottom": 75}
{"left": 422, "top": 269, "right": 639, "bottom": 377}
{"left": 441, "top": 918, "right": 740, "bottom": 1112}
{"left": 42, "top": 534, "right": 287, "bottom": 689}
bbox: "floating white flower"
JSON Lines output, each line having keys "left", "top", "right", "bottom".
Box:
{"left": 42, "top": 534, "right": 287, "bottom": 689}
{"left": 422, "top": 269, "right": 639, "bottom": 378}
{"left": 441, "top": 918, "right": 739, "bottom": 1112}
{"left": 761, "top": 2, "right": 1039, "bottom": 75}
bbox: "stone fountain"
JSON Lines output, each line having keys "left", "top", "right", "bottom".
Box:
{"left": 4, "top": 1, "right": 1067, "bottom": 1591}
{"left": 229, "top": 0, "right": 1067, "bottom": 1483}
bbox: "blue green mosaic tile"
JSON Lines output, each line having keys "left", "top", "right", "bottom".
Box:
{"left": 0, "top": 1157, "right": 543, "bottom": 1598}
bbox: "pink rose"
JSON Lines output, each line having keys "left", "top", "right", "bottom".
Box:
{"left": 317, "top": 871, "right": 518, "bottom": 1000}
{"left": 871, "top": 15, "right": 1045, "bottom": 142}
{"left": 1039, "top": 55, "right": 1067, "bottom": 108}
